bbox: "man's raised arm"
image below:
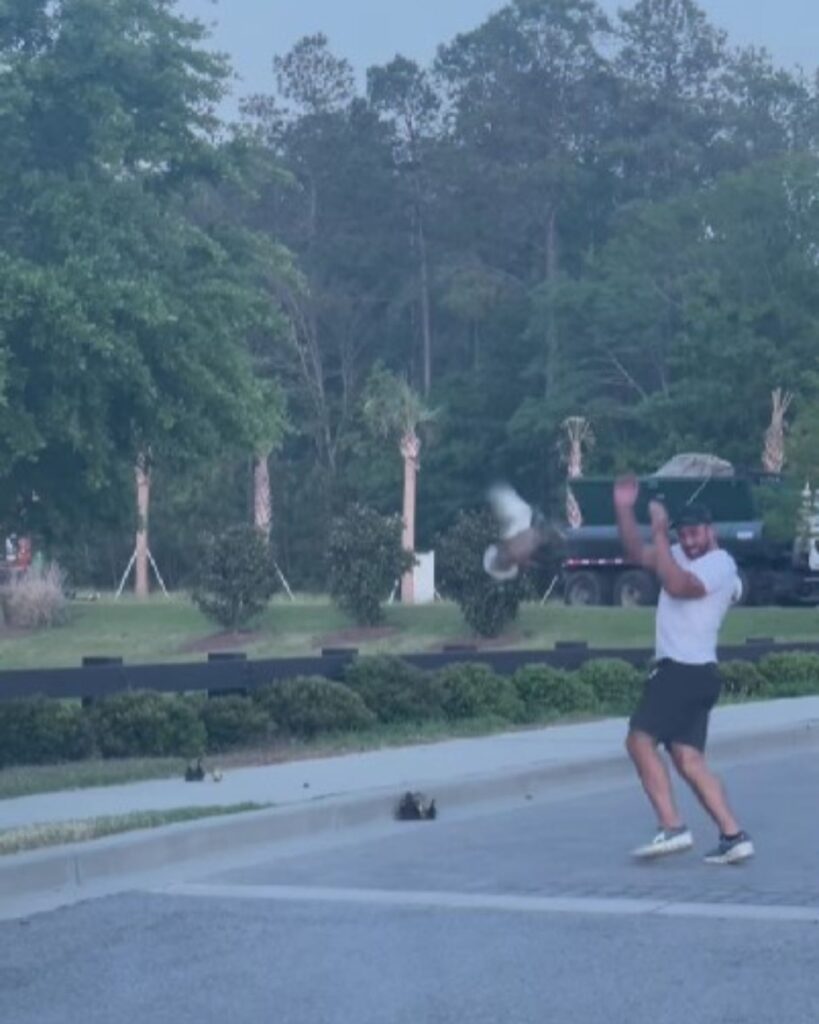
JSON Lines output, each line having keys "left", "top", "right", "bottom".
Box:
{"left": 614, "top": 475, "right": 657, "bottom": 570}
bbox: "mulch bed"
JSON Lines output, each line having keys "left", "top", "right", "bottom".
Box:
{"left": 0, "top": 625, "right": 31, "bottom": 640}
{"left": 313, "top": 626, "right": 400, "bottom": 649}
{"left": 432, "top": 632, "right": 526, "bottom": 651}
{"left": 179, "top": 631, "right": 264, "bottom": 654}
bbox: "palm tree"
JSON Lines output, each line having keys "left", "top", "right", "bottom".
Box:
{"left": 558, "top": 416, "right": 594, "bottom": 528}
{"left": 253, "top": 451, "right": 273, "bottom": 536}
{"left": 762, "top": 388, "right": 794, "bottom": 473}
{"left": 134, "top": 451, "right": 151, "bottom": 598}
{"left": 249, "top": 378, "right": 287, "bottom": 539}
{"left": 363, "top": 367, "right": 436, "bottom": 604}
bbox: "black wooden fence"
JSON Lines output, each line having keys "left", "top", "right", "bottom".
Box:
{"left": 0, "top": 638, "right": 817, "bottom": 702}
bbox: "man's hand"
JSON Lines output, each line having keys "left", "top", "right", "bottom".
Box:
{"left": 615, "top": 473, "right": 657, "bottom": 570}
{"left": 613, "top": 475, "right": 639, "bottom": 511}
{"left": 649, "top": 500, "right": 670, "bottom": 535}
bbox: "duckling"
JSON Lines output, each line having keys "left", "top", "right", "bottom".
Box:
{"left": 395, "top": 791, "right": 437, "bottom": 821}
{"left": 184, "top": 758, "right": 205, "bottom": 782}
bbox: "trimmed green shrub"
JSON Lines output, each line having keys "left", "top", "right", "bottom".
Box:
{"left": 578, "top": 658, "right": 642, "bottom": 712}
{"left": 254, "top": 677, "right": 377, "bottom": 738}
{"left": 719, "top": 660, "right": 767, "bottom": 699}
{"left": 200, "top": 696, "right": 272, "bottom": 752}
{"left": 193, "top": 524, "right": 277, "bottom": 629}
{"left": 512, "top": 665, "right": 597, "bottom": 718}
{"left": 0, "top": 698, "right": 96, "bottom": 767}
{"left": 91, "top": 691, "right": 206, "bottom": 758}
{"left": 344, "top": 655, "right": 443, "bottom": 723}
{"left": 756, "top": 652, "right": 819, "bottom": 697}
{"left": 436, "top": 510, "right": 526, "bottom": 637}
{"left": 435, "top": 662, "right": 524, "bottom": 722}
{"left": 327, "top": 504, "right": 415, "bottom": 626}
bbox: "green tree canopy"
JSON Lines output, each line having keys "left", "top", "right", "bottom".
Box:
{"left": 0, "top": 0, "right": 285, "bottom": 540}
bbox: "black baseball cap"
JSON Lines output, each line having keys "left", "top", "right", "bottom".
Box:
{"left": 673, "top": 502, "right": 712, "bottom": 528}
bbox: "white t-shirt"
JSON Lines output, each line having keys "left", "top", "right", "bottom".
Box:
{"left": 655, "top": 545, "right": 739, "bottom": 665}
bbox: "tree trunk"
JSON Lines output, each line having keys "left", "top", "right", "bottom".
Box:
{"left": 544, "top": 206, "right": 558, "bottom": 400}
{"left": 135, "top": 455, "right": 150, "bottom": 599}
{"left": 400, "top": 431, "right": 420, "bottom": 604}
{"left": 417, "top": 213, "right": 433, "bottom": 397}
{"left": 253, "top": 452, "right": 272, "bottom": 538}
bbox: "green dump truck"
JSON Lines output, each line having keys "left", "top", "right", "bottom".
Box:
{"left": 561, "top": 474, "right": 819, "bottom": 607}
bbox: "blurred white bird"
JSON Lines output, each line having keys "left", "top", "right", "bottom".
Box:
{"left": 483, "top": 484, "right": 561, "bottom": 581}
{"left": 488, "top": 484, "right": 533, "bottom": 539}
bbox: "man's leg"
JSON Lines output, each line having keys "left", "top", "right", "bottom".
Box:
{"left": 626, "top": 729, "right": 683, "bottom": 830}
{"left": 669, "top": 742, "right": 741, "bottom": 836}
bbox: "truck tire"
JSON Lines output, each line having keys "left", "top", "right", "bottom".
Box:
{"left": 613, "top": 569, "right": 658, "bottom": 607}
{"left": 564, "top": 571, "right": 606, "bottom": 606}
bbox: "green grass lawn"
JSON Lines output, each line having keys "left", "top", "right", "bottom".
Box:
{"left": 0, "top": 593, "right": 817, "bottom": 670}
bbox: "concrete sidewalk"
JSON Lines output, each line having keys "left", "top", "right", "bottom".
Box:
{"left": 1, "top": 697, "right": 818, "bottom": 920}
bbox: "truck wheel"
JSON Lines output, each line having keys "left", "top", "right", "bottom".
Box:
{"left": 564, "top": 571, "right": 605, "bottom": 606}
{"left": 613, "top": 569, "right": 658, "bottom": 607}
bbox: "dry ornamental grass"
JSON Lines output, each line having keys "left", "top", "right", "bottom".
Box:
{"left": 1, "top": 563, "right": 68, "bottom": 629}
{"left": 0, "top": 803, "right": 269, "bottom": 856}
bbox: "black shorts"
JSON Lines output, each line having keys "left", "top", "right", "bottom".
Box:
{"left": 629, "top": 660, "right": 722, "bottom": 752}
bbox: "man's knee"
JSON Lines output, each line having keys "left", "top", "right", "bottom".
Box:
{"left": 626, "top": 729, "right": 654, "bottom": 761}
{"left": 670, "top": 743, "right": 705, "bottom": 780}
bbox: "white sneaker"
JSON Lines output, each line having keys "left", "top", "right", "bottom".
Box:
{"left": 703, "top": 831, "right": 755, "bottom": 865}
{"left": 632, "top": 826, "right": 694, "bottom": 859}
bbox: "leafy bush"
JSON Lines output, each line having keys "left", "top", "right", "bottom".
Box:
{"left": 578, "top": 658, "right": 643, "bottom": 712}
{"left": 344, "top": 655, "right": 443, "bottom": 723}
{"left": 193, "top": 524, "right": 277, "bottom": 629}
{"left": 756, "top": 652, "right": 819, "bottom": 697}
{"left": 719, "top": 660, "right": 767, "bottom": 698}
{"left": 512, "top": 665, "right": 597, "bottom": 718}
{"left": 435, "top": 662, "right": 524, "bottom": 722}
{"left": 91, "top": 691, "right": 206, "bottom": 758}
{"left": 327, "top": 503, "right": 415, "bottom": 626}
{"left": 0, "top": 698, "right": 96, "bottom": 767}
{"left": 755, "top": 481, "right": 804, "bottom": 547}
{"left": 200, "top": 696, "right": 272, "bottom": 752}
{"left": 0, "top": 563, "right": 69, "bottom": 629}
{"left": 254, "top": 677, "right": 376, "bottom": 738}
{"left": 436, "top": 510, "right": 526, "bottom": 637}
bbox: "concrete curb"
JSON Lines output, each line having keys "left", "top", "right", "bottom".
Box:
{"left": 1, "top": 719, "right": 817, "bottom": 913}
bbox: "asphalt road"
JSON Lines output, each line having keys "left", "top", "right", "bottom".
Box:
{"left": 2, "top": 748, "right": 818, "bottom": 1024}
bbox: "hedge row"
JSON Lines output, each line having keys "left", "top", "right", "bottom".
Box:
{"left": 2, "top": 652, "right": 818, "bottom": 769}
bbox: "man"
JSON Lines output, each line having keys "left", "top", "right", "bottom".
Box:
{"left": 614, "top": 474, "right": 754, "bottom": 865}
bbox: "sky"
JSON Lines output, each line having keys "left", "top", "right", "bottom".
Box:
{"left": 176, "top": 0, "right": 818, "bottom": 118}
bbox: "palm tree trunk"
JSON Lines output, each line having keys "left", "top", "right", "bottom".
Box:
{"left": 545, "top": 206, "right": 558, "bottom": 400}
{"left": 418, "top": 216, "right": 433, "bottom": 398}
{"left": 253, "top": 452, "right": 272, "bottom": 537}
{"left": 400, "top": 432, "right": 420, "bottom": 604}
{"left": 135, "top": 455, "right": 150, "bottom": 599}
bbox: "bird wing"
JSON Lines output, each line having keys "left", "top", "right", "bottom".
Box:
{"left": 487, "top": 484, "right": 532, "bottom": 539}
